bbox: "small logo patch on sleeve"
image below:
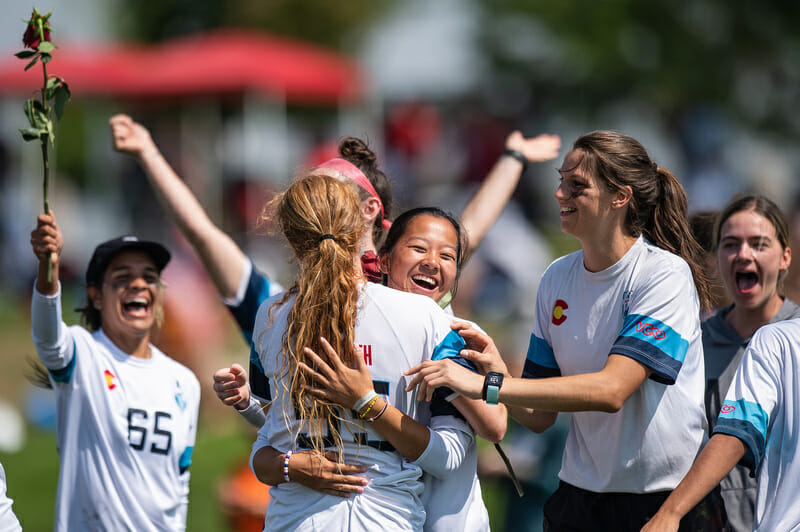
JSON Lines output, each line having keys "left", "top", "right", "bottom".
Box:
{"left": 552, "top": 299, "right": 568, "bottom": 325}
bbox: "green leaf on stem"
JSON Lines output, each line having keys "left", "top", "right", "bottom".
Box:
{"left": 53, "top": 82, "right": 70, "bottom": 120}
{"left": 40, "top": 52, "right": 51, "bottom": 64}
{"left": 24, "top": 55, "right": 39, "bottom": 71}
{"left": 14, "top": 50, "right": 37, "bottom": 59}
{"left": 37, "top": 41, "right": 54, "bottom": 54}
{"left": 19, "top": 127, "right": 43, "bottom": 141}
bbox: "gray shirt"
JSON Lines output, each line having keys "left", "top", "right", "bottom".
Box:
{"left": 702, "top": 298, "right": 800, "bottom": 532}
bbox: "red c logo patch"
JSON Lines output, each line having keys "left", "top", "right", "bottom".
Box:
{"left": 552, "top": 299, "right": 568, "bottom": 326}
{"left": 720, "top": 404, "right": 735, "bottom": 414}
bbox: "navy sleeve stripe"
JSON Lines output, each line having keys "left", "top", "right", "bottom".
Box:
{"left": 526, "top": 334, "right": 558, "bottom": 369}
{"left": 227, "top": 267, "right": 272, "bottom": 345}
{"left": 713, "top": 418, "right": 765, "bottom": 473}
{"left": 249, "top": 360, "right": 271, "bottom": 402}
{"left": 612, "top": 336, "right": 682, "bottom": 385}
{"left": 522, "top": 359, "right": 561, "bottom": 379}
{"left": 430, "top": 387, "right": 465, "bottom": 420}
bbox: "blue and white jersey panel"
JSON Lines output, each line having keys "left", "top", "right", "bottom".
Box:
{"left": 713, "top": 318, "right": 800, "bottom": 532}
{"left": 251, "top": 282, "right": 466, "bottom": 531}
{"left": 224, "top": 259, "right": 283, "bottom": 403}
{"left": 522, "top": 237, "right": 706, "bottom": 493}
{"left": 30, "top": 286, "right": 200, "bottom": 532}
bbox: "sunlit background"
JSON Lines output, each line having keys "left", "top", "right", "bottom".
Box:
{"left": 1, "top": 1, "right": 799, "bottom": 530}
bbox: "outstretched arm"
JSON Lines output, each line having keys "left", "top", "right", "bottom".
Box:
{"left": 641, "top": 434, "right": 745, "bottom": 531}
{"left": 407, "top": 325, "right": 651, "bottom": 414}
{"left": 460, "top": 131, "right": 560, "bottom": 258}
{"left": 110, "top": 114, "right": 247, "bottom": 300}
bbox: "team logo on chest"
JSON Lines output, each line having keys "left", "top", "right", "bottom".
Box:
{"left": 104, "top": 369, "right": 118, "bottom": 390}
{"left": 552, "top": 299, "right": 568, "bottom": 326}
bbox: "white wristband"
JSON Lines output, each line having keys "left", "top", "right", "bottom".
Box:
{"left": 352, "top": 389, "right": 378, "bottom": 412}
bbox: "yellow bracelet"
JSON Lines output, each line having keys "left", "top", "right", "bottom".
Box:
{"left": 358, "top": 396, "right": 379, "bottom": 419}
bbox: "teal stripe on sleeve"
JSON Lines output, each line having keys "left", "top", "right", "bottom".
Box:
{"left": 432, "top": 329, "right": 466, "bottom": 361}
{"left": 179, "top": 446, "right": 194, "bottom": 474}
{"left": 48, "top": 339, "right": 77, "bottom": 383}
{"left": 714, "top": 399, "right": 769, "bottom": 471}
{"left": 522, "top": 334, "right": 560, "bottom": 378}
{"left": 618, "top": 314, "right": 689, "bottom": 363}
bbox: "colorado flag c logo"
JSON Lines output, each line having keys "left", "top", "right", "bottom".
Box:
{"left": 552, "top": 299, "right": 568, "bottom": 326}
{"left": 104, "top": 369, "right": 118, "bottom": 390}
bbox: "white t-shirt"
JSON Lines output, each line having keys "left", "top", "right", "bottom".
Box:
{"left": 523, "top": 237, "right": 707, "bottom": 493}
{"left": 251, "top": 283, "right": 470, "bottom": 532}
{"left": 714, "top": 318, "right": 800, "bottom": 532}
{"left": 31, "top": 286, "right": 201, "bottom": 531}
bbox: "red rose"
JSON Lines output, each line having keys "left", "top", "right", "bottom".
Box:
{"left": 21, "top": 10, "right": 52, "bottom": 50}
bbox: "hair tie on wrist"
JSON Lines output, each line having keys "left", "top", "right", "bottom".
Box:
{"left": 503, "top": 149, "right": 529, "bottom": 170}
{"left": 319, "top": 234, "right": 337, "bottom": 243}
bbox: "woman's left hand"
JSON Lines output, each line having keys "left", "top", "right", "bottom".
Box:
{"left": 404, "top": 359, "right": 484, "bottom": 401}
{"left": 299, "top": 337, "right": 374, "bottom": 410}
{"left": 451, "top": 322, "right": 510, "bottom": 376}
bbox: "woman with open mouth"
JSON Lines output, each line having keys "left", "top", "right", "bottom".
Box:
{"left": 701, "top": 194, "right": 797, "bottom": 532}
{"left": 29, "top": 213, "right": 200, "bottom": 531}
{"left": 406, "top": 130, "right": 728, "bottom": 531}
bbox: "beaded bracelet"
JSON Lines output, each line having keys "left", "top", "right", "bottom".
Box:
{"left": 283, "top": 450, "right": 293, "bottom": 483}
{"left": 352, "top": 389, "right": 378, "bottom": 413}
{"left": 358, "top": 396, "right": 379, "bottom": 419}
{"left": 365, "top": 400, "right": 388, "bottom": 423}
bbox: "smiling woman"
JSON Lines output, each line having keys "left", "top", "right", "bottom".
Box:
{"left": 378, "top": 207, "right": 467, "bottom": 305}
{"left": 406, "top": 131, "right": 726, "bottom": 531}
{"left": 29, "top": 213, "right": 200, "bottom": 531}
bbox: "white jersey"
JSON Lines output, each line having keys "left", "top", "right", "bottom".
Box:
{"left": 714, "top": 318, "right": 800, "bottom": 532}
{"left": 31, "top": 286, "right": 200, "bottom": 531}
{"left": 0, "top": 463, "right": 21, "bottom": 532}
{"left": 419, "top": 414, "right": 488, "bottom": 532}
{"left": 523, "top": 236, "right": 706, "bottom": 493}
{"left": 415, "top": 318, "right": 489, "bottom": 532}
{"left": 252, "top": 282, "right": 469, "bottom": 532}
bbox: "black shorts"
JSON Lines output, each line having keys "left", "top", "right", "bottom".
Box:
{"left": 542, "top": 481, "right": 728, "bottom": 532}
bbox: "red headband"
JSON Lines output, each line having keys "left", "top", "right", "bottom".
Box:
{"left": 316, "top": 158, "right": 392, "bottom": 230}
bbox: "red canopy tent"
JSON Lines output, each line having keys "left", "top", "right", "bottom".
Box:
{"left": 0, "top": 29, "right": 364, "bottom": 103}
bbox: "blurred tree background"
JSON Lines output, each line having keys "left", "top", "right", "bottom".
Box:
{"left": 480, "top": 0, "right": 800, "bottom": 135}
{"left": 115, "top": 0, "right": 391, "bottom": 49}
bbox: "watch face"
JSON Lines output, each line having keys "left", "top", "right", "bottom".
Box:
{"left": 487, "top": 373, "right": 502, "bottom": 386}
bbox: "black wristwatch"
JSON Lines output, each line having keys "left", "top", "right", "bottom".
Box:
{"left": 482, "top": 372, "right": 504, "bottom": 405}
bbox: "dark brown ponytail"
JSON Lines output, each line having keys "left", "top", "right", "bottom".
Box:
{"left": 572, "top": 131, "right": 712, "bottom": 310}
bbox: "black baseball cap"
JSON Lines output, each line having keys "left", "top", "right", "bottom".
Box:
{"left": 85, "top": 236, "right": 171, "bottom": 286}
